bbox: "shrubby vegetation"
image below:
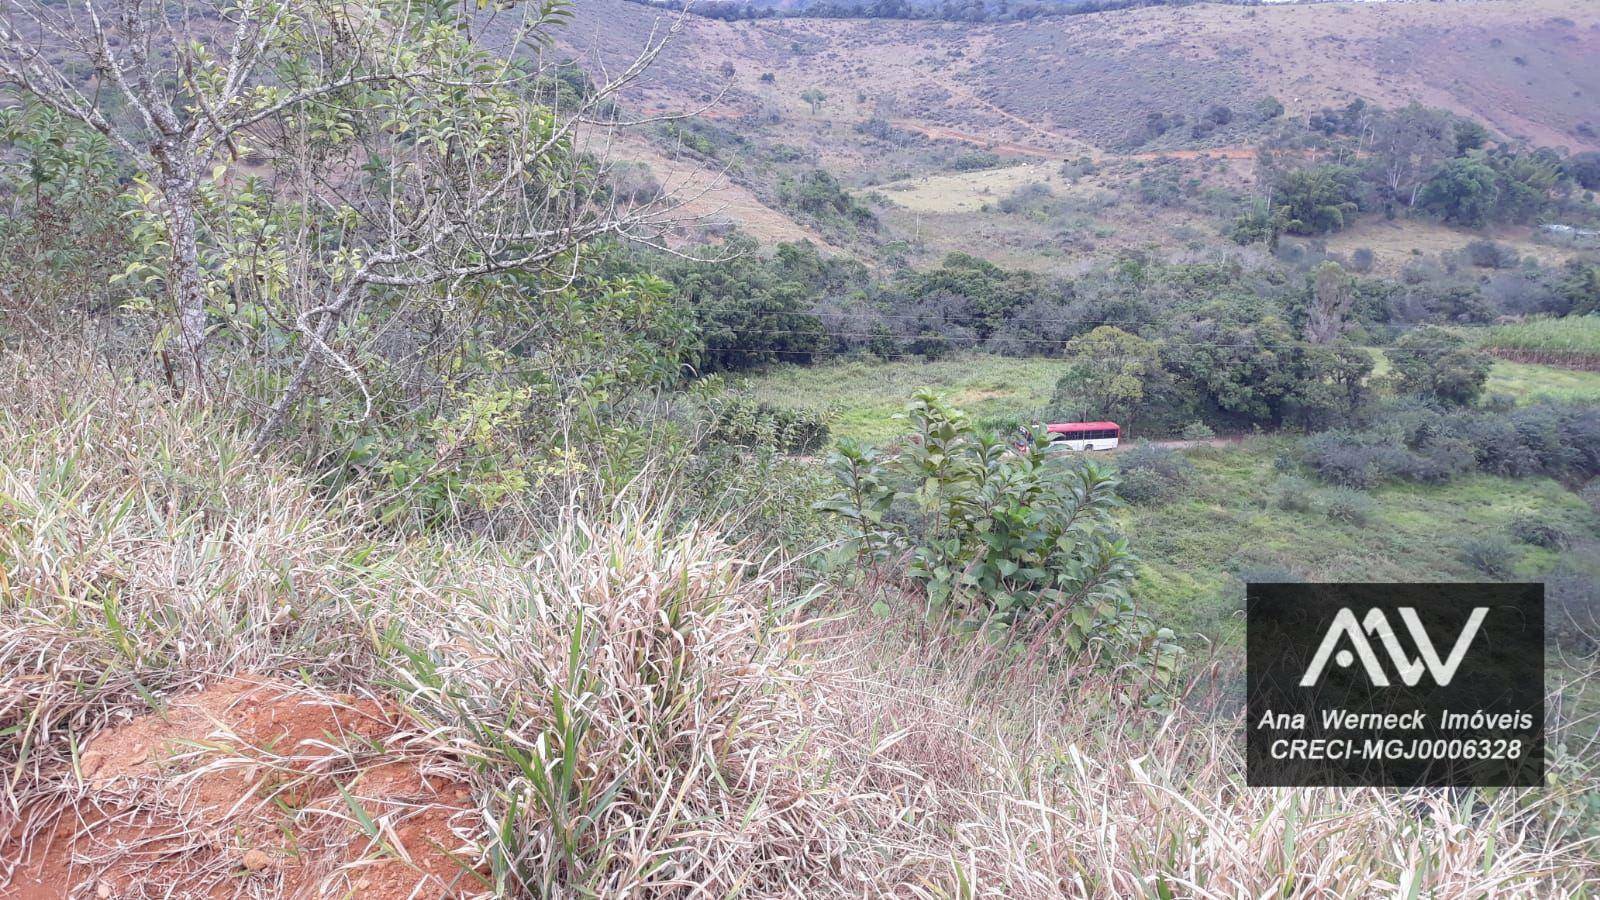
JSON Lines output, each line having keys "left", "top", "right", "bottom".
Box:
{"left": 1302, "top": 402, "right": 1600, "bottom": 488}
{"left": 1387, "top": 326, "right": 1493, "bottom": 406}
{"left": 0, "top": 104, "right": 130, "bottom": 318}
{"left": 1113, "top": 443, "right": 1192, "bottom": 506}
{"left": 776, "top": 168, "right": 879, "bottom": 236}
{"left": 1231, "top": 101, "right": 1598, "bottom": 246}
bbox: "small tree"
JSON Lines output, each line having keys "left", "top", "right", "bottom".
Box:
{"left": 1420, "top": 155, "right": 1499, "bottom": 227}
{"left": 2, "top": 0, "right": 698, "bottom": 438}
{"left": 1052, "top": 326, "right": 1157, "bottom": 420}
{"left": 817, "top": 393, "right": 1176, "bottom": 667}
{"left": 1305, "top": 261, "right": 1355, "bottom": 344}
{"left": 1273, "top": 165, "right": 1360, "bottom": 235}
{"left": 1389, "top": 326, "right": 1492, "bottom": 406}
{"left": 1371, "top": 102, "right": 1454, "bottom": 208}
{"left": 800, "top": 88, "right": 827, "bottom": 114}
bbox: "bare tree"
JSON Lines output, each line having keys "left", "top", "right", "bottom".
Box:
{"left": 0, "top": 0, "right": 431, "bottom": 389}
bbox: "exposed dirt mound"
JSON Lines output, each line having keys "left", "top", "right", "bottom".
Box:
{"left": 3, "top": 680, "right": 482, "bottom": 899}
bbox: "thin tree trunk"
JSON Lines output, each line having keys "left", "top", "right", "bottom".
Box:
{"left": 158, "top": 156, "right": 208, "bottom": 394}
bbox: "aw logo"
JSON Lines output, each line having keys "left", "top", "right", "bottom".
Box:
{"left": 1298, "top": 606, "right": 1488, "bottom": 687}
{"left": 1247, "top": 583, "right": 1543, "bottom": 787}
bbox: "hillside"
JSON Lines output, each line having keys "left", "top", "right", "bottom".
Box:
{"left": 3, "top": 0, "right": 1599, "bottom": 892}
{"left": 559, "top": 0, "right": 1600, "bottom": 266}
{"left": 566, "top": 0, "right": 1600, "bottom": 153}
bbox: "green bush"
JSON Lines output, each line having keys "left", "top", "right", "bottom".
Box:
{"left": 817, "top": 393, "right": 1177, "bottom": 668}
{"left": 1509, "top": 515, "right": 1570, "bottom": 549}
{"left": 1276, "top": 476, "right": 1316, "bottom": 513}
{"left": 1458, "top": 536, "right": 1518, "bottom": 579}
{"left": 1114, "top": 443, "right": 1192, "bottom": 506}
{"left": 950, "top": 150, "right": 1002, "bottom": 172}
{"left": 1273, "top": 165, "right": 1362, "bottom": 235}
{"left": 1388, "top": 326, "right": 1491, "bottom": 406}
{"left": 1304, "top": 403, "right": 1600, "bottom": 487}
{"left": 1318, "top": 487, "right": 1374, "bottom": 525}
{"left": 707, "top": 396, "right": 830, "bottom": 453}
{"left": 1180, "top": 421, "right": 1215, "bottom": 441}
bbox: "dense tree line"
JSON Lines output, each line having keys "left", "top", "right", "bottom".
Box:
{"left": 653, "top": 233, "right": 1598, "bottom": 443}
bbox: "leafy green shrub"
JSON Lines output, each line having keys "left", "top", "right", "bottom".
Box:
{"left": 1296, "top": 400, "right": 1600, "bottom": 488}
{"left": 1509, "top": 515, "right": 1570, "bottom": 549}
{"left": 1229, "top": 206, "right": 1276, "bottom": 246}
{"left": 1318, "top": 487, "right": 1374, "bottom": 525}
{"left": 1180, "top": 421, "right": 1215, "bottom": 441}
{"left": 1275, "top": 476, "right": 1316, "bottom": 513}
{"left": 0, "top": 102, "right": 133, "bottom": 315}
{"left": 707, "top": 397, "right": 829, "bottom": 453}
{"left": 1301, "top": 428, "right": 1452, "bottom": 488}
{"left": 1114, "top": 443, "right": 1192, "bottom": 506}
{"left": 818, "top": 394, "right": 1176, "bottom": 666}
{"left": 776, "top": 169, "right": 877, "bottom": 233}
{"left": 1387, "top": 326, "right": 1492, "bottom": 406}
{"left": 1273, "top": 164, "right": 1362, "bottom": 235}
{"left": 950, "top": 150, "right": 1002, "bottom": 172}
{"left": 1465, "top": 239, "right": 1518, "bottom": 269}
{"left": 1458, "top": 536, "right": 1518, "bottom": 579}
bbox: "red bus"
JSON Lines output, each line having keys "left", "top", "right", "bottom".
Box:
{"left": 1043, "top": 421, "right": 1121, "bottom": 451}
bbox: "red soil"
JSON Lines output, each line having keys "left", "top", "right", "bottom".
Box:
{"left": 2, "top": 680, "right": 482, "bottom": 900}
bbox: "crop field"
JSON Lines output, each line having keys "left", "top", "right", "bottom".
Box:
{"left": 1484, "top": 315, "right": 1600, "bottom": 368}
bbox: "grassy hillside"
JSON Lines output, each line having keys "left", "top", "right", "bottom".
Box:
{"left": 577, "top": 0, "right": 1600, "bottom": 153}
{"left": 1126, "top": 438, "right": 1595, "bottom": 639}
{"left": 9, "top": 351, "right": 1595, "bottom": 894}
{"left": 567, "top": 0, "right": 1600, "bottom": 267}
{"left": 738, "top": 353, "right": 1062, "bottom": 443}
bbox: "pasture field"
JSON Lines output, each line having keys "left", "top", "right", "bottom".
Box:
{"left": 744, "top": 351, "right": 1600, "bottom": 444}
{"left": 737, "top": 353, "right": 1063, "bottom": 445}
{"left": 1487, "top": 359, "right": 1600, "bottom": 404}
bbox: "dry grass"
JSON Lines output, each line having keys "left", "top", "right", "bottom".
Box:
{"left": 2, "top": 345, "right": 1598, "bottom": 896}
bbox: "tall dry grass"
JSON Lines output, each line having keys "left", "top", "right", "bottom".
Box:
{"left": 1, "top": 346, "right": 1597, "bottom": 897}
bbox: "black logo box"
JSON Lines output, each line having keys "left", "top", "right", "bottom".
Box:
{"left": 1247, "top": 583, "right": 1543, "bottom": 788}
